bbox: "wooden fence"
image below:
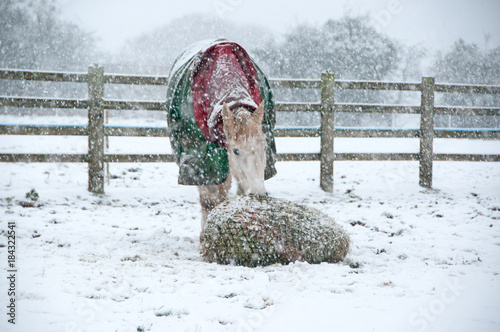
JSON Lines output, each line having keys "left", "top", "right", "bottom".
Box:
{"left": 1, "top": 66, "right": 499, "bottom": 194}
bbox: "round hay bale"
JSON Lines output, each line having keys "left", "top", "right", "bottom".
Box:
{"left": 201, "top": 195, "right": 350, "bottom": 267}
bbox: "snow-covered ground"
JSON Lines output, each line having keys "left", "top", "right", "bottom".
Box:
{"left": 1, "top": 132, "right": 500, "bottom": 332}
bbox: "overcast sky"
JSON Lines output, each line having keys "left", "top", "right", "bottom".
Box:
{"left": 60, "top": 0, "right": 500, "bottom": 54}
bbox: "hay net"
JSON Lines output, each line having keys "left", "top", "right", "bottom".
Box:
{"left": 201, "top": 195, "right": 350, "bottom": 267}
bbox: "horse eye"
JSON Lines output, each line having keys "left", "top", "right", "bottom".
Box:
{"left": 233, "top": 148, "right": 239, "bottom": 156}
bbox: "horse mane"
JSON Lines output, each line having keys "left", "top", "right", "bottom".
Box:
{"left": 227, "top": 106, "right": 263, "bottom": 142}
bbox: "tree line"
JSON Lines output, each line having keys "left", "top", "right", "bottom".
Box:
{"left": 1, "top": 0, "right": 498, "bottom": 125}
{"left": 2, "top": 1, "right": 498, "bottom": 84}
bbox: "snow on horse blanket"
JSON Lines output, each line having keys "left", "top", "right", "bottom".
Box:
{"left": 166, "top": 39, "right": 277, "bottom": 185}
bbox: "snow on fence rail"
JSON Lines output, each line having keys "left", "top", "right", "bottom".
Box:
{"left": 0, "top": 66, "right": 499, "bottom": 194}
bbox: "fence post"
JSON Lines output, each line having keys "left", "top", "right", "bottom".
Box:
{"left": 320, "top": 72, "right": 335, "bottom": 192}
{"left": 419, "top": 76, "right": 435, "bottom": 188}
{"left": 87, "top": 65, "right": 105, "bottom": 194}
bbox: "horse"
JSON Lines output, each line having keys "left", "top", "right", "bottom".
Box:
{"left": 197, "top": 101, "right": 267, "bottom": 235}
{"left": 165, "top": 40, "right": 277, "bottom": 238}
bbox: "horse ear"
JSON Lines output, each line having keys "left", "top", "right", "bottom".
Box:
{"left": 222, "top": 103, "right": 234, "bottom": 136}
{"left": 253, "top": 100, "right": 265, "bottom": 123}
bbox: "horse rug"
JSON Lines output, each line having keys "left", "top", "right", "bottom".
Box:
{"left": 166, "top": 39, "right": 277, "bottom": 186}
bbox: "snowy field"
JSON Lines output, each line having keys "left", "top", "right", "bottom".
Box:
{"left": 1, "top": 133, "right": 500, "bottom": 332}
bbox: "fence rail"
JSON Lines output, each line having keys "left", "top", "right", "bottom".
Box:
{"left": 1, "top": 67, "right": 499, "bottom": 193}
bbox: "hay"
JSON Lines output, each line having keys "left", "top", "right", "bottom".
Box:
{"left": 201, "top": 195, "right": 350, "bottom": 267}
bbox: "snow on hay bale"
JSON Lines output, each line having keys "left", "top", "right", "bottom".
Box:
{"left": 201, "top": 195, "right": 350, "bottom": 267}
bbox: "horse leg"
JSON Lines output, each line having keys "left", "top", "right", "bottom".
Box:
{"left": 197, "top": 175, "right": 232, "bottom": 238}
{"left": 236, "top": 182, "right": 245, "bottom": 196}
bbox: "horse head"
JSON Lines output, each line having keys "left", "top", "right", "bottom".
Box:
{"left": 222, "top": 100, "right": 267, "bottom": 196}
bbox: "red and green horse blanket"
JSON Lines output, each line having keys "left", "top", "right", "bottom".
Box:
{"left": 166, "top": 39, "right": 277, "bottom": 185}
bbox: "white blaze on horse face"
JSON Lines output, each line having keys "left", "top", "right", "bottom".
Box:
{"left": 229, "top": 135, "right": 266, "bottom": 195}
{"left": 223, "top": 102, "right": 267, "bottom": 195}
